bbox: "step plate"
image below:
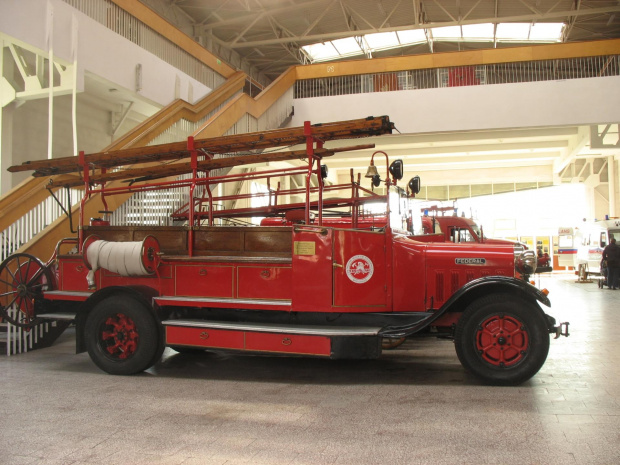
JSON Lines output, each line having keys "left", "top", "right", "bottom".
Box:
{"left": 163, "top": 320, "right": 382, "bottom": 358}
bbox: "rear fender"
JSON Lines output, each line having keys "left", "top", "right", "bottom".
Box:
{"left": 75, "top": 286, "right": 160, "bottom": 353}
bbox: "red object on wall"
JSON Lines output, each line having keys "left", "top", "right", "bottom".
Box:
{"left": 448, "top": 67, "right": 479, "bottom": 87}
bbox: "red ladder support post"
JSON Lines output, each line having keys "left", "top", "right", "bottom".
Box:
{"left": 303, "top": 121, "right": 314, "bottom": 225}
{"left": 188, "top": 136, "right": 197, "bottom": 257}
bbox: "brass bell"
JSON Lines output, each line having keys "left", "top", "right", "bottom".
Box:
{"left": 364, "top": 163, "right": 379, "bottom": 178}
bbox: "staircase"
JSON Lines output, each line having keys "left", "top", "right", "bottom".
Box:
{"left": 1, "top": 311, "right": 72, "bottom": 356}
{"left": 0, "top": 66, "right": 295, "bottom": 356}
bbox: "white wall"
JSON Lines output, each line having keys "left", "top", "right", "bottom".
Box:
{"left": 455, "top": 184, "right": 591, "bottom": 237}
{"left": 8, "top": 93, "right": 142, "bottom": 186}
{"left": 0, "top": 0, "right": 211, "bottom": 105}
{"left": 291, "top": 77, "right": 620, "bottom": 133}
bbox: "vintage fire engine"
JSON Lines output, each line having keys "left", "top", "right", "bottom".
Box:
{"left": 2, "top": 116, "right": 569, "bottom": 385}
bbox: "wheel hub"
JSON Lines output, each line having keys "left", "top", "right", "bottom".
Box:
{"left": 101, "top": 313, "right": 139, "bottom": 360}
{"left": 16, "top": 284, "right": 28, "bottom": 298}
{"left": 476, "top": 315, "right": 529, "bottom": 367}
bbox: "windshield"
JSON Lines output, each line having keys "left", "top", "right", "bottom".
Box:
{"left": 470, "top": 224, "right": 483, "bottom": 240}
{"left": 388, "top": 185, "right": 411, "bottom": 233}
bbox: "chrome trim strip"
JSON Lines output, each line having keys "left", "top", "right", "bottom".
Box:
{"left": 37, "top": 313, "right": 76, "bottom": 320}
{"left": 162, "top": 319, "right": 381, "bottom": 336}
{"left": 162, "top": 255, "right": 292, "bottom": 264}
{"left": 44, "top": 291, "right": 93, "bottom": 297}
{"left": 155, "top": 296, "right": 291, "bottom": 307}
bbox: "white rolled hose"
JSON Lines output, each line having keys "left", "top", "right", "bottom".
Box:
{"left": 85, "top": 239, "right": 157, "bottom": 288}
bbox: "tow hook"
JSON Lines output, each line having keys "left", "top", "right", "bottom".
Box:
{"left": 554, "top": 322, "right": 570, "bottom": 339}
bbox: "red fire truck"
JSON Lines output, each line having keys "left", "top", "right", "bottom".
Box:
{"left": 2, "top": 116, "right": 568, "bottom": 385}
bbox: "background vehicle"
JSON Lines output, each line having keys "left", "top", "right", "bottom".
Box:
{"left": 559, "top": 219, "right": 620, "bottom": 275}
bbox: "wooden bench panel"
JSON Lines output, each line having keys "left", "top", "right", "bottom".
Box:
{"left": 83, "top": 225, "right": 293, "bottom": 258}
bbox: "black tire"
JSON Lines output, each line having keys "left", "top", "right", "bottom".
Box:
{"left": 85, "top": 296, "right": 161, "bottom": 375}
{"left": 455, "top": 293, "right": 550, "bottom": 386}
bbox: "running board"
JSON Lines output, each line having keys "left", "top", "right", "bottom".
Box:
{"left": 37, "top": 313, "right": 76, "bottom": 320}
{"left": 162, "top": 319, "right": 382, "bottom": 359}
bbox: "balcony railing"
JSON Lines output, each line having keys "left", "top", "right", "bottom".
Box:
{"left": 62, "top": 0, "right": 227, "bottom": 90}
{"left": 295, "top": 54, "right": 620, "bottom": 99}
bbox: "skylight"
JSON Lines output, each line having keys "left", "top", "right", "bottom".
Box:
{"left": 364, "top": 31, "right": 399, "bottom": 49}
{"left": 496, "top": 23, "right": 532, "bottom": 40}
{"left": 462, "top": 23, "right": 495, "bottom": 40}
{"left": 331, "top": 37, "right": 363, "bottom": 56}
{"left": 301, "top": 23, "right": 564, "bottom": 63}
{"left": 397, "top": 29, "right": 427, "bottom": 45}
{"left": 432, "top": 26, "right": 462, "bottom": 39}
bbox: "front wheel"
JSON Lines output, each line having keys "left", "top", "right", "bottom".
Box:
{"left": 454, "top": 293, "right": 550, "bottom": 386}
{"left": 85, "top": 296, "right": 162, "bottom": 375}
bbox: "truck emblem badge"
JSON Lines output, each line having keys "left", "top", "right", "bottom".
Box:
{"left": 456, "top": 258, "right": 486, "bottom": 265}
{"left": 346, "top": 255, "right": 374, "bottom": 283}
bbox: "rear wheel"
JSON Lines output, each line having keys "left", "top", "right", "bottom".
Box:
{"left": 0, "top": 253, "right": 53, "bottom": 327}
{"left": 85, "top": 296, "right": 162, "bottom": 375}
{"left": 455, "top": 293, "right": 550, "bottom": 386}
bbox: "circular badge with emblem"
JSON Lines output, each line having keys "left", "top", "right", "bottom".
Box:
{"left": 345, "top": 255, "right": 374, "bottom": 284}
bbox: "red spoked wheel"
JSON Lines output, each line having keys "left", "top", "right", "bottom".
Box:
{"left": 475, "top": 315, "right": 529, "bottom": 368}
{"left": 85, "top": 296, "right": 162, "bottom": 375}
{"left": 100, "top": 313, "right": 139, "bottom": 360}
{"left": 0, "top": 253, "right": 53, "bottom": 328}
{"left": 455, "top": 293, "right": 550, "bottom": 386}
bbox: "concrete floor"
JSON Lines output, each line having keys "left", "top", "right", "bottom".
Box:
{"left": 0, "top": 273, "right": 618, "bottom": 465}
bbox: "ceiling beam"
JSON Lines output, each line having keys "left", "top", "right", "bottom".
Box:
{"left": 224, "top": 6, "right": 620, "bottom": 48}
{"left": 201, "top": 0, "right": 330, "bottom": 29}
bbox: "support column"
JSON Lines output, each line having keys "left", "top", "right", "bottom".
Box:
{"left": 0, "top": 103, "right": 15, "bottom": 195}
{"left": 609, "top": 156, "right": 617, "bottom": 218}
{"left": 47, "top": 1, "right": 54, "bottom": 160}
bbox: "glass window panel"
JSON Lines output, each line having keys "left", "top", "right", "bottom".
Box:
{"left": 397, "top": 29, "right": 427, "bottom": 44}
{"left": 432, "top": 26, "right": 462, "bottom": 39}
{"left": 529, "top": 23, "right": 564, "bottom": 41}
{"left": 462, "top": 23, "right": 494, "bottom": 40}
{"left": 331, "top": 37, "right": 362, "bottom": 55}
{"left": 302, "top": 42, "right": 339, "bottom": 61}
{"left": 496, "top": 23, "right": 531, "bottom": 40}
{"left": 364, "top": 31, "right": 399, "bottom": 49}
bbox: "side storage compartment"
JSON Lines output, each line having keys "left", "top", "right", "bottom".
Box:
{"left": 58, "top": 257, "right": 91, "bottom": 291}
{"left": 175, "top": 265, "right": 234, "bottom": 298}
{"left": 236, "top": 265, "right": 292, "bottom": 300}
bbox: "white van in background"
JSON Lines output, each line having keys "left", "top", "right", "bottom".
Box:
{"left": 572, "top": 219, "right": 620, "bottom": 274}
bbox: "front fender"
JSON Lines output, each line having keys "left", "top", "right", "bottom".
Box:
{"left": 380, "top": 276, "right": 551, "bottom": 338}
{"left": 443, "top": 275, "right": 550, "bottom": 309}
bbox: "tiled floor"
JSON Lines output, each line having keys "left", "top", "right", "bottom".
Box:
{"left": 1, "top": 273, "right": 618, "bottom": 465}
